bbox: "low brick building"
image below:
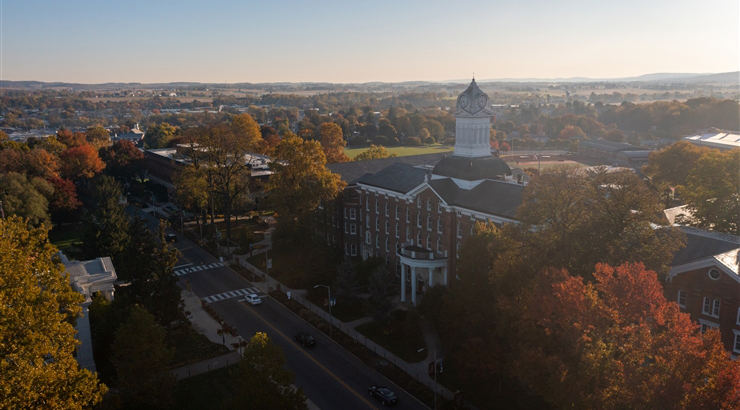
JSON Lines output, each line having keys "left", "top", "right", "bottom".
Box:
{"left": 664, "top": 226, "right": 740, "bottom": 356}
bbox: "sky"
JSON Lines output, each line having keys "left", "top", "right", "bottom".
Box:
{"left": 3, "top": 0, "right": 739, "bottom": 84}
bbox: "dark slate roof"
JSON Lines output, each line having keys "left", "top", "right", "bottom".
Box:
{"left": 355, "top": 163, "right": 429, "bottom": 193}
{"left": 432, "top": 155, "right": 511, "bottom": 181}
{"left": 580, "top": 140, "right": 640, "bottom": 151}
{"left": 327, "top": 152, "right": 449, "bottom": 184}
{"left": 671, "top": 226, "right": 740, "bottom": 266}
{"left": 429, "top": 178, "right": 525, "bottom": 218}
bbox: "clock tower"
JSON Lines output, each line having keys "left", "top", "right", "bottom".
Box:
{"left": 432, "top": 78, "right": 511, "bottom": 183}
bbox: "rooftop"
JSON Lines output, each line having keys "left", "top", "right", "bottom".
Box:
{"left": 683, "top": 129, "right": 740, "bottom": 150}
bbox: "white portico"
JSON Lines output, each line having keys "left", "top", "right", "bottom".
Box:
{"left": 398, "top": 241, "right": 448, "bottom": 305}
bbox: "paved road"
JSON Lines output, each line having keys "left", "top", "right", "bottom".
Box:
{"left": 161, "top": 220, "right": 429, "bottom": 410}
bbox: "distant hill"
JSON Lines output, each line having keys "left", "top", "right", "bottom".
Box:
{"left": 661, "top": 71, "right": 739, "bottom": 84}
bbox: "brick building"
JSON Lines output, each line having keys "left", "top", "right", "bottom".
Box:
{"left": 663, "top": 226, "right": 740, "bottom": 357}
{"left": 323, "top": 79, "right": 526, "bottom": 304}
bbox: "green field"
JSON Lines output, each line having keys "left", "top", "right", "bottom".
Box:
{"left": 344, "top": 144, "right": 452, "bottom": 159}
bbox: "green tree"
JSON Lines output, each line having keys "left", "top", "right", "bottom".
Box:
{"left": 111, "top": 305, "right": 175, "bottom": 410}
{"left": 642, "top": 141, "right": 713, "bottom": 187}
{"left": 421, "top": 119, "right": 444, "bottom": 141}
{"left": 0, "top": 172, "right": 53, "bottom": 226}
{"left": 267, "top": 132, "right": 346, "bottom": 221}
{"left": 225, "top": 332, "right": 307, "bottom": 410}
{"left": 354, "top": 144, "right": 398, "bottom": 161}
{"left": 516, "top": 167, "right": 685, "bottom": 279}
{"left": 80, "top": 176, "right": 130, "bottom": 261}
{"left": 0, "top": 216, "right": 107, "bottom": 409}
{"left": 332, "top": 257, "right": 362, "bottom": 305}
{"left": 366, "top": 265, "right": 396, "bottom": 326}
{"left": 144, "top": 123, "right": 177, "bottom": 149}
{"left": 682, "top": 148, "right": 740, "bottom": 234}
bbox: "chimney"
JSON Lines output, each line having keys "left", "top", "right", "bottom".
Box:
{"left": 517, "top": 173, "right": 523, "bottom": 184}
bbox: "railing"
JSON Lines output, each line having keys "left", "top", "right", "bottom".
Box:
{"left": 398, "top": 241, "right": 447, "bottom": 260}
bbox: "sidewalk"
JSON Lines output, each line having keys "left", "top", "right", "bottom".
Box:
{"left": 182, "top": 288, "right": 242, "bottom": 349}
{"left": 171, "top": 351, "right": 241, "bottom": 380}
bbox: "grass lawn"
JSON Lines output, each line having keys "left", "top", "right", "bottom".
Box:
{"left": 48, "top": 223, "right": 84, "bottom": 255}
{"left": 345, "top": 144, "right": 452, "bottom": 159}
{"left": 355, "top": 311, "right": 427, "bottom": 363}
{"left": 174, "top": 366, "right": 234, "bottom": 410}
{"left": 168, "top": 324, "right": 230, "bottom": 369}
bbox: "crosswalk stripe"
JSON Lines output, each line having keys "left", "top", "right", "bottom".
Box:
{"left": 202, "top": 287, "right": 264, "bottom": 304}
{"left": 226, "top": 291, "right": 236, "bottom": 297}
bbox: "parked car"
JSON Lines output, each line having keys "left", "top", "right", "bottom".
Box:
{"left": 245, "top": 294, "right": 262, "bottom": 305}
{"left": 369, "top": 385, "right": 398, "bottom": 406}
{"left": 294, "top": 332, "right": 316, "bottom": 347}
{"left": 165, "top": 233, "right": 177, "bottom": 243}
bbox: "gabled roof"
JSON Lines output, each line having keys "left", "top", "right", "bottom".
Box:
{"left": 355, "top": 163, "right": 429, "bottom": 193}
{"left": 327, "top": 152, "right": 449, "bottom": 184}
{"left": 671, "top": 226, "right": 740, "bottom": 266}
{"left": 428, "top": 178, "right": 524, "bottom": 219}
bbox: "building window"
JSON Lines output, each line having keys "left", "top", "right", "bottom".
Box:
{"left": 427, "top": 199, "right": 431, "bottom": 211}
{"left": 737, "top": 307, "right": 740, "bottom": 325}
{"left": 426, "top": 235, "right": 431, "bottom": 249}
{"left": 395, "top": 223, "right": 399, "bottom": 238}
{"left": 438, "top": 202, "right": 443, "bottom": 213}
{"left": 350, "top": 244, "right": 357, "bottom": 256}
{"left": 349, "top": 208, "right": 356, "bottom": 220}
{"left": 375, "top": 199, "right": 379, "bottom": 214}
{"left": 385, "top": 203, "right": 389, "bottom": 217}
{"left": 416, "top": 196, "right": 421, "bottom": 208}
{"left": 385, "top": 238, "right": 389, "bottom": 252}
{"left": 437, "top": 218, "right": 443, "bottom": 234}
{"left": 350, "top": 223, "right": 356, "bottom": 235}
{"left": 700, "top": 319, "right": 719, "bottom": 334}
{"left": 703, "top": 297, "right": 720, "bottom": 318}
{"left": 375, "top": 234, "right": 379, "bottom": 249}
{"left": 365, "top": 196, "right": 369, "bottom": 211}
{"left": 365, "top": 231, "right": 371, "bottom": 245}
{"left": 708, "top": 269, "right": 720, "bottom": 280}
{"left": 426, "top": 215, "right": 432, "bottom": 231}
{"left": 417, "top": 232, "right": 421, "bottom": 246}
{"left": 366, "top": 215, "right": 370, "bottom": 228}
{"left": 385, "top": 220, "right": 389, "bottom": 234}
{"left": 344, "top": 222, "right": 348, "bottom": 234}
{"left": 406, "top": 208, "right": 410, "bottom": 223}
{"left": 456, "top": 221, "right": 462, "bottom": 238}
{"left": 677, "top": 290, "right": 686, "bottom": 308}
{"left": 375, "top": 217, "right": 379, "bottom": 231}
{"left": 436, "top": 238, "right": 442, "bottom": 253}
{"left": 344, "top": 208, "right": 348, "bottom": 219}
{"left": 406, "top": 227, "right": 410, "bottom": 241}
{"left": 456, "top": 241, "right": 461, "bottom": 258}
{"left": 395, "top": 205, "right": 399, "bottom": 220}
{"left": 734, "top": 330, "right": 740, "bottom": 354}
{"left": 417, "top": 213, "right": 422, "bottom": 228}
{"left": 713, "top": 299, "right": 721, "bottom": 317}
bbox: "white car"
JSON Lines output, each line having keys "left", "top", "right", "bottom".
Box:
{"left": 245, "top": 294, "right": 262, "bottom": 305}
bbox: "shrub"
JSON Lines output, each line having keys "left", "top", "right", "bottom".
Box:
{"left": 423, "top": 136, "right": 436, "bottom": 145}
{"left": 405, "top": 137, "right": 422, "bottom": 146}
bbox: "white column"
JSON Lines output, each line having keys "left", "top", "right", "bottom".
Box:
{"left": 443, "top": 265, "right": 448, "bottom": 286}
{"left": 428, "top": 267, "right": 433, "bottom": 287}
{"left": 411, "top": 266, "right": 417, "bottom": 305}
{"left": 400, "top": 264, "right": 406, "bottom": 302}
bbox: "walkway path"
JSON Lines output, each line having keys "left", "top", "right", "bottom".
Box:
{"left": 170, "top": 351, "right": 241, "bottom": 380}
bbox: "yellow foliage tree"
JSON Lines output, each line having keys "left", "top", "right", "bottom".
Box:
{"left": 320, "top": 123, "right": 350, "bottom": 163}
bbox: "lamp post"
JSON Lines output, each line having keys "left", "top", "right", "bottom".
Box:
{"left": 314, "top": 284, "right": 332, "bottom": 339}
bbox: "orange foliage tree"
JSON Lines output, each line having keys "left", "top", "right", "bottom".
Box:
{"left": 60, "top": 144, "right": 105, "bottom": 180}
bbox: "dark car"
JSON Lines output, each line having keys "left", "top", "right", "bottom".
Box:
{"left": 369, "top": 385, "right": 398, "bottom": 406}
{"left": 165, "top": 233, "right": 177, "bottom": 243}
{"left": 294, "top": 332, "right": 315, "bottom": 347}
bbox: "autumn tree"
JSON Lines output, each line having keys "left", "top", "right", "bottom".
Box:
{"left": 85, "top": 126, "right": 110, "bottom": 146}
{"left": 56, "top": 128, "right": 86, "bottom": 148}
{"left": 80, "top": 176, "right": 130, "bottom": 261}
{"left": 111, "top": 305, "right": 175, "bottom": 410}
{"left": 0, "top": 216, "right": 107, "bottom": 409}
{"left": 516, "top": 167, "right": 685, "bottom": 279}
{"left": 231, "top": 113, "right": 262, "bottom": 148}
{"left": 99, "top": 140, "right": 145, "bottom": 178}
{"left": 642, "top": 141, "right": 714, "bottom": 187}
{"left": 198, "top": 124, "right": 254, "bottom": 241}
{"left": 267, "top": 132, "right": 345, "bottom": 220}
{"left": 682, "top": 148, "right": 740, "bottom": 235}
{"left": 512, "top": 262, "right": 740, "bottom": 409}
{"left": 605, "top": 128, "right": 626, "bottom": 143}
{"left": 422, "top": 119, "right": 445, "bottom": 141}
{"left": 320, "top": 122, "right": 350, "bottom": 163}
{"left": 558, "top": 125, "right": 586, "bottom": 140}
{"left": 47, "top": 177, "right": 82, "bottom": 213}
{"left": 225, "top": 332, "right": 307, "bottom": 410}
{"left": 59, "top": 144, "right": 105, "bottom": 181}
{"left": 354, "top": 144, "right": 398, "bottom": 161}
{"left": 0, "top": 172, "right": 53, "bottom": 226}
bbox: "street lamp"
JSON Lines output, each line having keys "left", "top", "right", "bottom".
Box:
{"left": 314, "top": 284, "right": 332, "bottom": 339}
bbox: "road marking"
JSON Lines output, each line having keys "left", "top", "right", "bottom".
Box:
{"left": 175, "top": 262, "right": 224, "bottom": 276}
{"left": 203, "top": 287, "right": 262, "bottom": 304}
{"left": 174, "top": 263, "right": 193, "bottom": 269}
{"left": 244, "top": 306, "right": 379, "bottom": 410}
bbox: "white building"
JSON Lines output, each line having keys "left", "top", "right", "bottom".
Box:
{"left": 683, "top": 129, "right": 740, "bottom": 151}
{"left": 60, "top": 253, "right": 118, "bottom": 373}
